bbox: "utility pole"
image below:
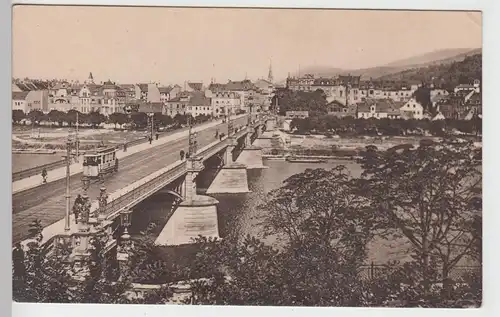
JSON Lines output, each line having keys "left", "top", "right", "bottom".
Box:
{"left": 75, "top": 112, "right": 79, "bottom": 162}
{"left": 247, "top": 104, "right": 253, "bottom": 126}
{"left": 228, "top": 108, "right": 233, "bottom": 136}
{"left": 188, "top": 116, "right": 197, "bottom": 156}
{"left": 64, "top": 130, "right": 73, "bottom": 231}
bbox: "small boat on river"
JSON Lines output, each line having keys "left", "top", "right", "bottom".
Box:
{"left": 285, "top": 156, "right": 327, "bottom": 163}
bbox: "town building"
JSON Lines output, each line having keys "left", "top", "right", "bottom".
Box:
{"left": 285, "top": 111, "right": 309, "bottom": 119}
{"left": 135, "top": 83, "right": 161, "bottom": 103}
{"left": 286, "top": 74, "right": 316, "bottom": 92}
{"left": 164, "top": 92, "right": 190, "bottom": 117}
{"left": 184, "top": 82, "right": 204, "bottom": 92}
{"left": 187, "top": 91, "right": 212, "bottom": 117}
{"left": 326, "top": 100, "right": 357, "bottom": 118}
{"left": 357, "top": 99, "right": 403, "bottom": 119}
{"left": 211, "top": 91, "right": 241, "bottom": 117}
{"left": 399, "top": 98, "right": 425, "bottom": 120}
{"left": 454, "top": 79, "right": 481, "bottom": 94}
{"left": 12, "top": 91, "right": 29, "bottom": 112}
{"left": 159, "top": 86, "right": 173, "bottom": 104}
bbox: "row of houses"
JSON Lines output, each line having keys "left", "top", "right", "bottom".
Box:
{"left": 12, "top": 70, "right": 276, "bottom": 118}
{"left": 286, "top": 88, "right": 481, "bottom": 121}
{"left": 286, "top": 74, "right": 422, "bottom": 105}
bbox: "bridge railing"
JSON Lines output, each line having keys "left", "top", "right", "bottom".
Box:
{"left": 12, "top": 117, "right": 243, "bottom": 182}
{"left": 31, "top": 118, "right": 263, "bottom": 248}
{"left": 102, "top": 126, "right": 252, "bottom": 219}
{"left": 12, "top": 159, "right": 67, "bottom": 181}
{"left": 103, "top": 161, "right": 188, "bottom": 221}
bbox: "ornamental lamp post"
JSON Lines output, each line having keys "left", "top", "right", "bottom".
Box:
{"left": 117, "top": 209, "right": 133, "bottom": 279}
{"left": 64, "top": 131, "right": 74, "bottom": 231}
{"left": 147, "top": 111, "right": 154, "bottom": 141}
{"left": 227, "top": 110, "right": 234, "bottom": 136}
{"left": 119, "top": 209, "right": 133, "bottom": 245}
{"left": 78, "top": 193, "right": 91, "bottom": 232}
{"left": 81, "top": 175, "right": 91, "bottom": 196}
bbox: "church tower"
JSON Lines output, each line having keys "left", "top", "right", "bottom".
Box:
{"left": 267, "top": 60, "right": 274, "bottom": 84}
{"left": 87, "top": 72, "right": 95, "bottom": 84}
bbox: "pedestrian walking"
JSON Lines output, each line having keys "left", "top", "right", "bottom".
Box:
{"left": 12, "top": 243, "right": 25, "bottom": 280}
{"left": 180, "top": 150, "right": 185, "bottom": 160}
{"left": 156, "top": 133, "right": 159, "bottom": 140}
{"left": 149, "top": 136, "right": 153, "bottom": 144}
{"left": 41, "top": 168, "right": 47, "bottom": 184}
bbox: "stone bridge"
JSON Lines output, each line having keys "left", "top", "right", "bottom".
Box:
{"left": 35, "top": 116, "right": 276, "bottom": 253}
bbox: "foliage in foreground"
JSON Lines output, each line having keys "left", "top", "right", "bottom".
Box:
{"left": 13, "top": 138, "right": 482, "bottom": 306}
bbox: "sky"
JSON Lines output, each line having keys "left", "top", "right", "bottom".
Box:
{"left": 12, "top": 6, "right": 482, "bottom": 86}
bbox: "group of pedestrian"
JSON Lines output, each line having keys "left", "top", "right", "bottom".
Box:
{"left": 72, "top": 194, "right": 84, "bottom": 224}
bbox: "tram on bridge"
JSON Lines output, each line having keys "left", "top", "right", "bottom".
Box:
{"left": 82, "top": 146, "right": 119, "bottom": 181}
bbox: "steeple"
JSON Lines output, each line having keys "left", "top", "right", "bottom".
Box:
{"left": 268, "top": 60, "right": 274, "bottom": 83}
{"left": 87, "top": 72, "right": 94, "bottom": 84}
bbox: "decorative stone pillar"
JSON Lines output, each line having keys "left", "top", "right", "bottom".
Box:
{"left": 117, "top": 209, "right": 133, "bottom": 280}
{"left": 225, "top": 137, "right": 238, "bottom": 165}
{"left": 79, "top": 194, "right": 91, "bottom": 233}
{"left": 98, "top": 187, "right": 109, "bottom": 222}
{"left": 245, "top": 126, "right": 253, "bottom": 147}
{"left": 184, "top": 157, "right": 203, "bottom": 204}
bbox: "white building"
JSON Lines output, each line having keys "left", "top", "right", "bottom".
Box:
{"left": 454, "top": 79, "right": 481, "bottom": 94}
{"left": 400, "top": 98, "right": 424, "bottom": 120}
{"left": 357, "top": 99, "right": 403, "bottom": 119}
{"left": 211, "top": 91, "right": 241, "bottom": 117}
{"left": 12, "top": 91, "right": 29, "bottom": 112}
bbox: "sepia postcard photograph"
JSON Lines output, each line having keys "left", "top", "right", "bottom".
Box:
{"left": 10, "top": 5, "right": 483, "bottom": 308}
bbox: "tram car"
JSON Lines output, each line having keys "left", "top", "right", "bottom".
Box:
{"left": 82, "top": 146, "right": 119, "bottom": 180}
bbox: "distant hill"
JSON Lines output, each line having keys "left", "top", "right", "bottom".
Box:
{"left": 377, "top": 53, "right": 482, "bottom": 90}
{"left": 280, "top": 47, "right": 482, "bottom": 82}
{"left": 383, "top": 48, "right": 481, "bottom": 68}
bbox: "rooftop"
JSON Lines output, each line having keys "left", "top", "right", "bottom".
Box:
{"left": 12, "top": 91, "right": 30, "bottom": 100}
{"left": 188, "top": 82, "right": 203, "bottom": 91}
{"left": 358, "top": 99, "right": 404, "bottom": 114}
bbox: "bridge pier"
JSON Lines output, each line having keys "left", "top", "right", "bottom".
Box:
{"left": 235, "top": 127, "right": 267, "bottom": 169}
{"left": 206, "top": 137, "right": 250, "bottom": 194}
{"left": 266, "top": 117, "right": 277, "bottom": 131}
{"left": 154, "top": 157, "right": 221, "bottom": 246}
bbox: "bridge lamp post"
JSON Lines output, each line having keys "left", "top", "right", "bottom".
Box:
{"left": 188, "top": 116, "right": 198, "bottom": 157}
{"left": 147, "top": 112, "right": 154, "bottom": 141}
{"left": 227, "top": 110, "right": 234, "bottom": 136}
{"left": 247, "top": 104, "right": 253, "bottom": 127}
{"left": 75, "top": 111, "right": 79, "bottom": 162}
{"left": 119, "top": 209, "right": 132, "bottom": 245}
{"left": 81, "top": 175, "right": 90, "bottom": 196}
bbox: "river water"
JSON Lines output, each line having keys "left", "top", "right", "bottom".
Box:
{"left": 132, "top": 158, "right": 409, "bottom": 266}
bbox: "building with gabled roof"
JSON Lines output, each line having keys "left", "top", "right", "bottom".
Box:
{"left": 326, "top": 100, "right": 357, "bottom": 118}
{"left": 12, "top": 91, "right": 30, "bottom": 112}
{"left": 357, "top": 99, "right": 403, "bottom": 119}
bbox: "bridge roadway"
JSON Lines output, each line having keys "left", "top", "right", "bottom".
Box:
{"left": 12, "top": 116, "right": 249, "bottom": 243}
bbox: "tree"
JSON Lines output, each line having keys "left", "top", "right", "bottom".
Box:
{"left": 357, "top": 138, "right": 482, "bottom": 297}
{"left": 47, "top": 110, "right": 66, "bottom": 127}
{"left": 12, "top": 109, "right": 25, "bottom": 124}
{"left": 28, "top": 109, "right": 45, "bottom": 126}
{"left": 109, "top": 112, "right": 129, "bottom": 128}
{"left": 66, "top": 109, "right": 82, "bottom": 127}
{"left": 87, "top": 111, "right": 106, "bottom": 129}
{"left": 12, "top": 219, "right": 171, "bottom": 304}
{"left": 413, "top": 87, "right": 432, "bottom": 113}
{"left": 131, "top": 112, "right": 148, "bottom": 128}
